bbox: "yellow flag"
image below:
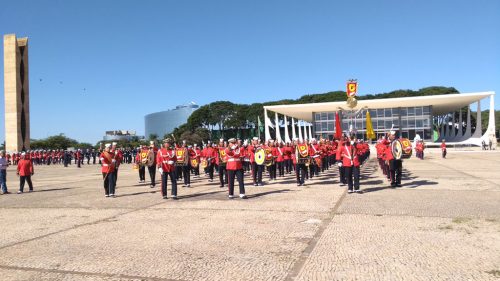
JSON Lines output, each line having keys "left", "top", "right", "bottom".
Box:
{"left": 366, "top": 110, "right": 375, "bottom": 140}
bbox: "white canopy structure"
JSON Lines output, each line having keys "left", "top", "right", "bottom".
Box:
{"left": 262, "top": 91, "right": 496, "bottom": 147}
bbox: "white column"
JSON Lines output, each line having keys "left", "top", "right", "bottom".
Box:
{"left": 486, "top": 94, "right": 497, "bottom": 147}
{"left": 275, "top": 112, "right": 282, "bottom": 143}
{"left": 308, "top": 123, "right": 313, "bottom": 140}
{"left": 472, "top": 101, "right": 482, "bottom": 138}
{"left": 450, "top": 113, "right": 456, "bottom": 140}
{"left": 440, "top": 116, "right": 445, "bottom": 140}
{"left": 291, "top": 118, "right": 297, "bottom": 140}
{"left": 264, "top": 109, "right": 272, "bottom": 141}
{"left": 456, "top": 109, "right": 463, "bottom": 141}
{"left": 464, "top": 106, "right": 472, "bottom": 139}
{"left": 298, "top": 120, "right": 303, "bottom": 141}
{"left": 283, "top": 116, "right": 291, "bottom": 143}
{"left": 303, "top": 122, "right": 308, "bottom": 141}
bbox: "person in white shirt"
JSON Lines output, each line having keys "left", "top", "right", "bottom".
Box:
{"left": 0, "top": 150, "right": 10, "bottom": 194}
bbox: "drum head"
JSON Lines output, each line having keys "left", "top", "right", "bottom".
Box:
{"left": 391, "top": 140, "right": 403, "bottom": 160}
{"left": 400, "top": 138, "right": 413, "bottom": 155}
{"left": 190, "top": 159, "right": 198, "bottom": 167}
{"left": 255, "top": 148, "right": 266, "bottom": 165}
{"left": 201, "top": 159, "right": 208, "bottom": 168}
{"left": 297, "top": 144, "right": 309, "bottom": 157}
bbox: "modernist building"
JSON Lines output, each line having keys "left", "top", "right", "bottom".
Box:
{"left": 263, "top": 92, "right": 496, "bottom": 147}
{"left": 3, "top": 34, "right": 30, "bottom": 152}
{"left": 145, "top": 102, "right": 199, "bottom": 139}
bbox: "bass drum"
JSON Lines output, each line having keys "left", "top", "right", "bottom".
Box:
{"left": 255, "top": 148, "right": 266, "bottom": 165}
{"left": 391, "top": 139, "right": 413, "bottom": 160}
{"left": 400, "top": 138, "right": 413, "bottom": 159}
{"left": 200, "top": 158, "right": 208, "bottom": 169}
{"left": 190, "top": 158, "right": 199, "bottom": 168}
{"left": 391, "top": 140, "right": 403, "bottom": 160}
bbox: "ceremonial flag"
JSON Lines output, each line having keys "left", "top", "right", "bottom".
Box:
{"left": 334, "top": 112, "right": 342, "bottom": 139}
{"left": 365, "top": 110, "right": 375, "bottom": 140}
{"left": 347, "top": 81, "right": 357, "bottom": 97}
{"left": 258, "top": 116, "right": 263, "bottom": 138}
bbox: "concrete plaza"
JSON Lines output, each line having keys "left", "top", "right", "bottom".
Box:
{"left": 0, "top": 149, "right": 499, "bottom": 280}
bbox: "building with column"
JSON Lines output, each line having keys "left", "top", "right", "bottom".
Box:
{"left": 3, "top": 34, "right": 30, "bottom": 152}
{"left": 263, "top": 91, "right": 496, "bottom": 147}
{"left": 144, "top": 102, "right": 199, "bottom": 139}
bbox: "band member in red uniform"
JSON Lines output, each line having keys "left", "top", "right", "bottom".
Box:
{"left": 135, "top": 145, "right": 149, "bottom": 183}
{"left": 147, "top": 142, "right": 158, "bottom": 188}
{"left": 283, "top": 142, "right": 293, "bottom": 174}
{"left": 190, "top": 143, "right": 201, "bottom": 177}
{"left": 339, "top": 136, "right": 361, "bottom": 193}
{"left": 157, "top": 138, "right": 178, "bottom": 199}
{"left": 385, "top": 132, "right": 402, "bottom": 187}
{"left": 179, "top": 141, "right": 191, "bottom": 187}
{"left": 100, "top": 144, "right": 116, "bottom": 197}
{"left": 248, "top": 137, "right": 264, "bottom": 186}
{"left": 225, "top": 138, "right": 247, "bottom": 199}
{"left": 441, "top": 139, "right": 447, "bottom": 158}
{"left": 111, "top": 142, "right": 123, "bottom": 186}
{"left": 276, "top": 142, "right": 285, "bottom": 177}
{"left": 203, "top": 141, "right": 217, "bottom": 182}
{"left": 216, "top": 139, "right": 228, "bottom": 188}
{"left": 17, "top": 153, "right": 34, "bottom": 194}
{"left": 268, "top": 140, "right": 278, "bottom": 181}
{"left": 295, "top": 138, "right": 309, "bottom": 186}
{"left": 336, "top": 135, "right": 347, "bottom": 186}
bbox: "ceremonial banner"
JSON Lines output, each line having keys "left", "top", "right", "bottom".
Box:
{"left": 347, "top": 81, "right": 357, "bottom": 97}
{"left": 334, "top": 112, "right": 342, "bottom": 139}
{"left": 365, "top": 110, "right": 375, "bottom": 140}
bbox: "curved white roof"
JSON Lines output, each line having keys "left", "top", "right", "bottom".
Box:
{"left": 264, "top": 91, "right": 494, "bottom": 122}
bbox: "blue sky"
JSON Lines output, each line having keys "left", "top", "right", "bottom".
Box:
{"left": 1, "top": 0, "right": 499, "bottom": 143}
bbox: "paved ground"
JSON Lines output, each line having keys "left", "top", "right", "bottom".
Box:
{"left": 0, "top": 149, "right": 499, "bottom": 281}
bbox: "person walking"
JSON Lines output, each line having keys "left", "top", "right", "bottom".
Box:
{"left": 100, "top": 144, "right": 116, "bottom": 197}
{"left": 17, "top": 152, "right": 34, "bottom": 194}
{"left": 225, "top": 138, "right": 247, "bottom": 199}
{"left": 441, "top": 139, "right": 447, "bottom": 158}
{"left": 0, "top": 150, "right": 10, "bottom": 194}
{"left": 157, "top": 138, "right": 177, "bottom": 199}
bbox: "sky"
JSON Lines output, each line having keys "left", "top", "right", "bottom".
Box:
{"left": 1, "top": 0, "right": 499, "bottom": 144}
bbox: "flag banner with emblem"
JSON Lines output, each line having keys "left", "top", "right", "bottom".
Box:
{"left": 258, "top": 116, "right": 264, "bottom": 133}
{"left": 365, "top": 110, "right": 375, "bottom": 140}
{"left": 346, "top": 81, "right": 357, "bottom": 97}
{"left": 334, "top": 112, "right": 343, "bottom": 139}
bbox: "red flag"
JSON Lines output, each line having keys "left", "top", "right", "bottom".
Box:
{"left": 334, "top": 112, "right": 342, "bottom": 139}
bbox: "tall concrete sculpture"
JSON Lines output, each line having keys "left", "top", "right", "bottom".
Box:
{"left": 4, "top": 34, "right": 30, "bottom": 152}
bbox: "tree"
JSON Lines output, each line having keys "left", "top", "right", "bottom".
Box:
{"left": 148, "top": 133, "right": 158, "bottom": 142}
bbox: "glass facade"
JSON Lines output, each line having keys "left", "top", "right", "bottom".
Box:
{"left": 314, "top": 106, "right": 433, "bottom": 141}
{"left": 145, "top": 104, "right": 199, "bottom": 138}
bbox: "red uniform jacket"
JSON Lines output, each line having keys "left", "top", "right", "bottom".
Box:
{"left": 340, "top": 144, "right": 360, "bottom": 167}
{"left": 225, "top": 147, "right": 242, "bottom": 170}
{"left": 157, "top": 148, "right": 176, "bottom": 172}
{"left": 17, "top": 159, "right": 34, "bottom": 176}
{"left": 384, "top": 144, "right": 394, "bottom": 161}
{"left": 204, "top": 147, "right": 217, "bottom": 164}
{"left": 100, "top": 151, "right": 116, "bottom": 173}
{"left": 276, "top": 146, "right": 284, "bottom": 162}
{"left": 247, "top": 145, "right": 256, "bottom": 164}
{"left": 283, "top": 146, "right": 292, "bottom": 160}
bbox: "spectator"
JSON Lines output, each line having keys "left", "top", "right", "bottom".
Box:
{"left": 0, "top": 150, "right": 10, "bottom": 194}
{"left": 17, "top": 152, "right": 34, "bottom": 194}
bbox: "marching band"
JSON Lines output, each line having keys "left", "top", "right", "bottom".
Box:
{"left": 2, "top": 131, "right": 417, "bottom": 198}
